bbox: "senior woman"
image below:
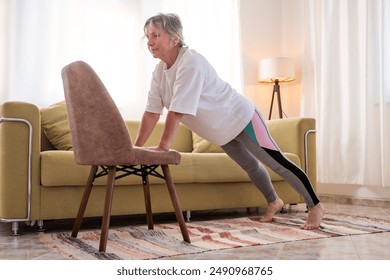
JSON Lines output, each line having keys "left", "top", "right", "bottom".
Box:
{"left": 135, "top": 13, "right": 325, "bottom": 229}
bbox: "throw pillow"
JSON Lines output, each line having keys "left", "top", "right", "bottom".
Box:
{"left": 192, "top": 132, "right": 224, "bottom": 153}
{"left": 40, "top": 100, "right": 72, "bottom": 150}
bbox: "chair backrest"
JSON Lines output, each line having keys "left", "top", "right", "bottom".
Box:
{"left": 62, "top": 61, "right": 133, "bottom": 165}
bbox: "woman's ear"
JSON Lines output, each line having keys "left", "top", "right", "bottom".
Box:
{"left": 171, "top": 36, "right": 179, "bottom": 46}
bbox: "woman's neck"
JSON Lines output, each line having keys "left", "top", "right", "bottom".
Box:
{"left": 164, "top": 47, "right": 181, "bottom": 69}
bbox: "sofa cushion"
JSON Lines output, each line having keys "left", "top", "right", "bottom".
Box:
{"left": 192, "top": 152, "right": 301, "bottom": 183}
{"left": 40, "top": 151, "right": 194, "bottom": 186}
{"left": 192, "top": 132, "right": 224, "bottom": 153}
{"left": 40, "top": 101, "right": 72, "bottom": 150}
{"left": 41, "top": 150, "right": 300, "bottom": 187}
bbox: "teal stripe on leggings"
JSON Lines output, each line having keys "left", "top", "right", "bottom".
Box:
{"left": 243, "top": 121, "right": 259, "bottom": 145}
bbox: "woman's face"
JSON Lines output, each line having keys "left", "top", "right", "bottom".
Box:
{"left": 145, "top": 23, "right": 178, "bottom": 61}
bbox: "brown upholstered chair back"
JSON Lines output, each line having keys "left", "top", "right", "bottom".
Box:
{"left": 62, "top": 61, "right": 133, "bottom": 165}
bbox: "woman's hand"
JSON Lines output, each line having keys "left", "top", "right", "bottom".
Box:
{"left": 143, "top": 146, "right": 168, "bottom": 152}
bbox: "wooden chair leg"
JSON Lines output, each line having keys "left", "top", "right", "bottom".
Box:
{"left": 161, "top": 165, "right": 190, "bottom": 243}
{"left": 99, "top": 166, "right": 116, "bottom": 252}
{"left": 141, "top": 165, "right": 154, "bottom": 230}
{"left": 72, "top": 165, "right": 98, "bottom": 238}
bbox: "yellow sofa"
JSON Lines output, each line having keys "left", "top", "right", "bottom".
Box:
{"left": 0, "top": 101, "right": 316, "bottom": 234}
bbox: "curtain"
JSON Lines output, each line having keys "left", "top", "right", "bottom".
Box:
{"left": 302, "top": 0, "right": 390, "bottom": 187}
{"left": 0, "top": 0, "right": 241, "bottom": 120}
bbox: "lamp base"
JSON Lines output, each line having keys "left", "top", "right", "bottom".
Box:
{"left": 268, "top": 80, "right": 283, "bottom": 120}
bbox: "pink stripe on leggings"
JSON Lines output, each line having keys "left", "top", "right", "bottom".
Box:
{"left": 251, "top": 111, "right": 278, "bottom": 151}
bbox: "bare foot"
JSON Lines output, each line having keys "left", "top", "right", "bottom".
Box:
{"left": 260, "top": 197, "right": 284, "bottom": 222}
{"left": 301, "top": 202, "right": 325, "bottom": 230}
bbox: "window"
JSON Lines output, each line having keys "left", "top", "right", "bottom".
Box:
{"left": 1, "top": 0, "right": 241, "bottom": 120}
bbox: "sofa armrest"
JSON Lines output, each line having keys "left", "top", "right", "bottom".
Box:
{"left": 266, "top": 117, "right": 317, "bottom": 189}
{"left": 0, "top": 101, "right": 41, "bottom": 221}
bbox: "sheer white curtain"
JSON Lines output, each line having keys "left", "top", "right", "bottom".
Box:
{"left": 302, "top": 0, "right": 390, "bottom": 187}
{"left": 0, "top": 0, "right": 241, "bottom": 120}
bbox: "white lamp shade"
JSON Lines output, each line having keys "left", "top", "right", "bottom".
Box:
{"left": 258, "top": 57, "right": 295, "bottom": 83}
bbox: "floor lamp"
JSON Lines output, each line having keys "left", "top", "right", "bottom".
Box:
{"left": 258, "top": 57, "right": 295, "bottom": 120}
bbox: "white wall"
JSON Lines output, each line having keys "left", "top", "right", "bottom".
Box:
{"left": 240, "top": 0, "right": 304, "bottom": 119}
{"left": 0, "top": 0, "right": 7, "bottom": 97}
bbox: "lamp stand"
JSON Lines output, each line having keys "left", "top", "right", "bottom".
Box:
{"left": 268, "top": 79, "right": 283, "bottom": 120}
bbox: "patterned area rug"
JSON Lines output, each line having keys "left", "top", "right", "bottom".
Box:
{"left": 39, "top": 213, "right": 390, "bottom": 260}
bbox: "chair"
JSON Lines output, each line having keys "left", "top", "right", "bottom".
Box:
{"left": 61, "top": 61, "right": 190, "bottom": 252}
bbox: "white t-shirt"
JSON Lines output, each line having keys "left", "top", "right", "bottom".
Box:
{"left": 146, "top": 47, "right": 255, "bottom": 146}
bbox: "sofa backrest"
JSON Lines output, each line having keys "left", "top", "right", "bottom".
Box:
{"left": 39, "top": 99, "right": 194, "bottom": 153}
{"left": 40, "top": 118, "right": 194, "bottom": 153}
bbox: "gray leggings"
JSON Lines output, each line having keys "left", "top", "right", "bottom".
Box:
{"left": 221, "top": 111, "right": 320, "bottom": 208}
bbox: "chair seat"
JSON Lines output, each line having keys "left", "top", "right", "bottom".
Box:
{"left": 129, "top": 147, "right": 181, "bottom": 166}
{"left": 75, "top": 147, "right": 181, "bottom": 166}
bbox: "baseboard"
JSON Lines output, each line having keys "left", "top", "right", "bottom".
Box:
{"left": 319, "top": 194, "right": 390, "bottom": 208}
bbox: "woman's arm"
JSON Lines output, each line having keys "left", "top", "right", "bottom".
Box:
{"left": 158, "top": 111, "right": 184, "bottom": 151}
{"left": 134, "top": 111, "right": 160, "bottom": 147}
